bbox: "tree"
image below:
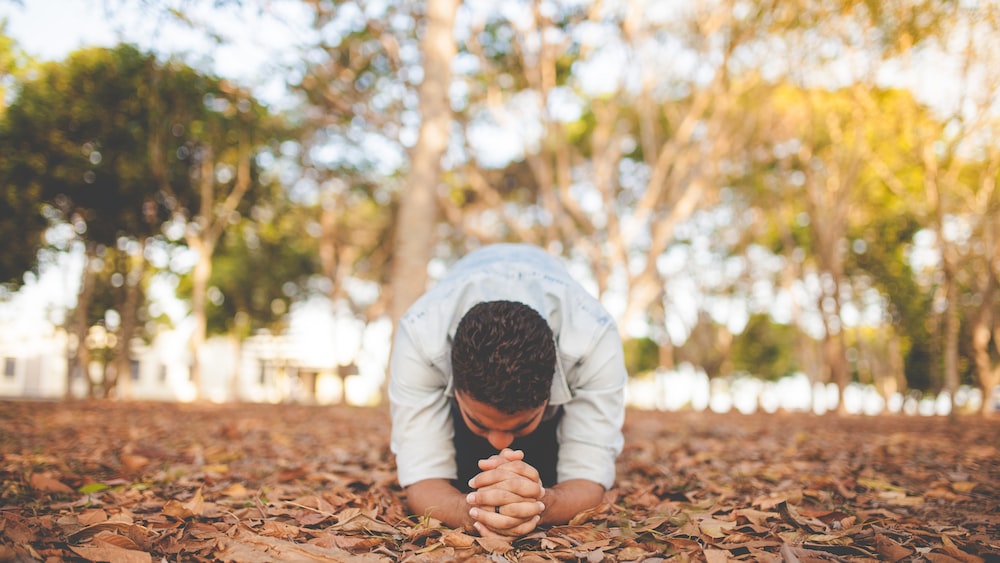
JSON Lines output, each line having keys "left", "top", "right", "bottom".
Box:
{"left": 442, "top": 1, "right": 763, "bottom": 328}
{"left": 860, "top": 2, "right": 1000, "bottom": 413}
{"left": 0, "top": 27, "right": 43, "bottom": 292}
{"left": 731, "top": 314, "right": 799, "bottom": 381}
{"left": 388, "top": 0, "right": 458, "bottom": 325}
{"left": 1, "top": 42, "right": 281, "bottom": 399}
{"left": 0, "top": 45, "right": 175, "bottom": 397}
{"left": 146, "top": 61, "right": 282, "bottom": 399}
{"left": 189, "top": 200, "right": 319, "bottom": 400}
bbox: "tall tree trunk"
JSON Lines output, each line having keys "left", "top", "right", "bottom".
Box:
{"left": 924, "top": 140, "right": 961, "bottom": 418}
{"left": 388, "top": 0, "right": 458, "bottom": 328}
{"left": 825, "top": 272, "right": 851, "bottom": 414}
{"left": 186, "top": 141, "right": 250, "bottom": 400}
{"left": 68, "top": 242, "right": 98, "bottom": 399}
{"left": 189, "top": 236, "right": 212, "bottom": 399}
{"left": 110, "top": 249, "right": 146, "bottom": 400}
{"left": 971, "top": 265, "right": 998, "bottom": 416}
{"left": 941, "top": 266, "right": 960, "bottom": 418}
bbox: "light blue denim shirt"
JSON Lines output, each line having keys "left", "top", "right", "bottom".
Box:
{"left": 389, "top": 244, "right": 626, "bottom": 489}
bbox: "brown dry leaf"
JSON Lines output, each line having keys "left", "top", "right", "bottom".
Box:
{"left": 78, "top": 508, "right": 109, "bottom": 526}
{"left": 277, "top": 466, "right": 308, "bottom": 482}
{"left": 162, "top": 488, "right": 204, "bottom": 520}
{"left": 568, "top": 502, "right": 611, "bottom": 525}
{"left": 67, "top": 522, "right": 149, "bottom": 544}
{"left": 216, "top": 526, "right": 392, "bottom": 562}
{"left": 699, "top": 517, "right": 737, "bottom": 539}
{"left": 951, "top": 481, "right": 977, "bottom": 493}
{"left": 29, "top": 472, "right": 74, "bottom": 493}
{"left": 776, "top": 501, "right": 829, "bottom": 533}
{"left": 615, "top": 545, "right": 650, "bottom": 560}
{"left": 324, "top": 534, "right": 384, "bottom": 550}
{"left": 120, "top": 454, "right": 151, "bottom": 473}
{"left": 260, "top": 519, "right": 300, "bottom": 538}
{"left": 220, "top": 482, "right": 250, "bottom": 497}
{"left": 329, "top": 507, "right": 400, "bottom": 536}
{"left": 440, "top": 529, "right": 476, "bottom": 548}
{"left": 734, "top": 507, "right": 780, "bottom": 526}
{"left": 876, "top": 532, "right": 915, "bottom": 562}
{"left": 69, "top": 545, "right": 152, "bottom": 563}
{"left": 475, "top": 535, "right": 513, "bottom": 554}
{"left": 703, "top": 548, "right": 733, "bottom": 563}
{"left": 93, "top": 531, "right": 143, "bottom": 551}
{"left": 0, "top": 513, "right": 37, "bottom": 544}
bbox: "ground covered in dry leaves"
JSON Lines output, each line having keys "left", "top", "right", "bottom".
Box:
{"left": 0, "top": 400, "right": 997, "bottom": 562}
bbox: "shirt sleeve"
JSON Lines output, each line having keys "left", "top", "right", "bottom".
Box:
{"left": 387, "top": 322, "right": 457, "bottom": 488}
{"left": 556, "top": 325, "right": 627, "bottom": 489}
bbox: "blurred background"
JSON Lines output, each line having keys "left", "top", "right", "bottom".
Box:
{"left": 0, "top": 0, "right": 997, "bottom": 416}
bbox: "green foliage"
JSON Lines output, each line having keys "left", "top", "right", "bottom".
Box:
{"left": 622, "top": 337, "right": 660, "bottom": 377}
{"left": 198, "top": 203, "right": 320, "bottom": 338}
{"left": 731, "top": 314, "right": 799, "bottom": 381}
{"left": 4, "top": 45, "right": 166, "bottom": 242}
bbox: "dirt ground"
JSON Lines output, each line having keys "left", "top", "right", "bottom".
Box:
{"left": 1, "top": 400, "right": 997, "bottom": 561}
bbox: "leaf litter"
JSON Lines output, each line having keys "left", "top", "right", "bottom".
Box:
{"left": 1, "top": 401, "right": 997, "bottom": 561}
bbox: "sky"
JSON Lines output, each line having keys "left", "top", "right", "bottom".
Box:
{"left": 0, "top": 0, "right": 309, "bottom": 107}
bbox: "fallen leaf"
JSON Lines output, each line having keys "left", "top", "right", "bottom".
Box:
{"left": 876, "top": 532, "right": 915, "bottom": 562}
{"left": 703, "top": 548, "right": 732, "bottom": 563}
{"left": 734, "top": 508, "right": 780, "bottom": 526}
{"left": 162, "top": 488, "right": 205, "bottom": 519}
{"left": 951, "top": 481, "right": 977, "bottom": 493}
{"left": 69, "top": 545, "right": 152, "bottom": 563}
{"left": 120, "top": 454, "right": 151, "bottom": 473}
{"left": 475, "top": 536, "right": 513, "bottom": 554}
{"left": 29, "top": 472, "right": 74, "bottom": 494}
{"left": 78, "top": 508, "right": 109, "bottom": 526}
{"left": 440, "top": 529, "right": 476, "bottom": 548}
{"left": 699, "top": 517, "right": 737, "bottom": 539}
{"left": 220, "top": 482, "right": 250, "bottom": 497}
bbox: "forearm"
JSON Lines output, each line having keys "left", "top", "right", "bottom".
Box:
{"left": 405, "top": 479, "right": 473, "bottom": 529}
{"left": 539, "top": 479, "right": 605, "bottom": 525}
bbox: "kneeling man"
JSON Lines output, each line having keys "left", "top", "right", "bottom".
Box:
{"left": 389, "top": 244, "right": 626, "bottom": 537}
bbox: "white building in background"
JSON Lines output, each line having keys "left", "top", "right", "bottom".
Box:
{"left": 0, "top": 315, "right": 390, "bottom": 406}
{"left": 0, "top": 327, "right": 70, "bottom": 398}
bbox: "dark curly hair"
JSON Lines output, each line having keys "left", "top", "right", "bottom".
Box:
{"left": 451, "top": 300, "right": 556, "bottom": 414}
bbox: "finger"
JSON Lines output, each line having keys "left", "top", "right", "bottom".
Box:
{"left": 470, "top": 469, "right": 543, "bottom": 496}
{"left": 500, "top": 448, "right": 523, "bottom": 461}
{"left": 469, "top": 502, "right": 544, "bottom": 530}
{"left": 469, "top": 506, "right": 532, "bottom": 532}
{"left": 467, "top": 490, "right": 544, "bottom": 511}
{"left": 473, "top": 515, "right": 540, "bottom": 537}
{"left": 470, "top": 461, "right": 541, "bottom": 488}
{"left": 495, "top": 500, "right": 546, "bottom": 520}
{"left": 477, "top": 449, "right": 524, "bottom": 471}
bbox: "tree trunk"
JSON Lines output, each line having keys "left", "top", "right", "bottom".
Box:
{"left": 189, "top": 236, "right": 212, "bottom": 399}
{"left": 827, "top": 290, "right": 851, "bottom": 415}
{"left": 110, "top": 250, "right": 146, "bottom": 400}
{"left": 971, "top": 266, "right": 998, "bottom": 416}
{"left": 941, "top": 266, "right": 961, "bottom": 419}
{"left": 388, "top": 0, "right": 458, "bottom": 328}
{"left": 68, "top": 242, "right": 98, "bottom": 399}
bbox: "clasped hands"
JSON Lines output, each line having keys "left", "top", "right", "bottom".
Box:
{"left": 465, "top": 448, "right": 546, "bottom": 537}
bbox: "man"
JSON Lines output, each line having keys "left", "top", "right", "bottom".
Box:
{"left": 389, "top": 243, "right": 626, "bottom": 537}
